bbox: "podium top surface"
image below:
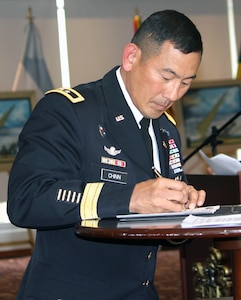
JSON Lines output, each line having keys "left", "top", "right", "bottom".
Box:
{"left": 76, "top": 205, "right": 241, "bottom": 240}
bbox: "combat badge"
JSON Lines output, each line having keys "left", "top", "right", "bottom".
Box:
{"left": 104, "top": 146, "right": 121, "bottom": 156}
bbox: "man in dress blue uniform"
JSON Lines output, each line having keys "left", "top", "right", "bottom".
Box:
{"left": 8, "top": 10, "right": 206, "bottom": 299}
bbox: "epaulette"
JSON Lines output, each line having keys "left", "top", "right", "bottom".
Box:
{"left": 164, "top": 111, "right": 176, "bottom": 125}
{"left": 45, "top": 87, "right": 85, "bottom": 103}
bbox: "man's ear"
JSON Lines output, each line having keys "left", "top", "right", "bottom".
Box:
{"left": 122, "top": 43, "right": 140, "bottom": 71}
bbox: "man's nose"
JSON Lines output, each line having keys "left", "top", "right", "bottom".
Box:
{"left": 163, "top": 83, "right": 180, "bottom": 102}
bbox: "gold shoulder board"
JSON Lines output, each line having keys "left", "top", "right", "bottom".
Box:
{"left": 164, "top": 111, "right": 176, "bottom": 125}
{"left": 45, "top": 88, "right": 85, "bottom": 103}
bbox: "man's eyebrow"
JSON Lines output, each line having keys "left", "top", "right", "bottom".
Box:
{"left": 163, "top": 68, "right": 197, "bottom": 80}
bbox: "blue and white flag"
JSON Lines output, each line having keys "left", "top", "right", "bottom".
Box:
{"left": 22, "top": 19, "right": 53, "bottom": 95}
{"left": 12, "top": 14, "right": 53, "bottom": 99}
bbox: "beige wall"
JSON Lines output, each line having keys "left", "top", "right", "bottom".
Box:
{"left": 1, "top": 14, "right": 240, "bottom": 87}
{"left": 0, "top": 0, "right": 241, "bottom": 173}
{"left": 1, "top": 0, "right": 241, "bottom": 90}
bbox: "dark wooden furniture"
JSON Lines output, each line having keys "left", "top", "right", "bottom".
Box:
{"left": 186, "top": 174, "right": 241, "bottom": 207}
{"left": 76, "top": 212, "right": 241, "bottom": 300}
{"left": 76, "top": 174, "right": 241, "bottom": 300}
{"left": 77, "top": 219, "right": 241, "bottom": 241}
{"left": 183, "top": 174, "right": 241, "bottom": 300}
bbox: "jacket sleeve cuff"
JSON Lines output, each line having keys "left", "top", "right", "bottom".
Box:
{"left": 80, "top": 182, "right": 104, "bottom": 220}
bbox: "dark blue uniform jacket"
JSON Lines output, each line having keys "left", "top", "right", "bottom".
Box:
{"left": 7, "top": 67, "right": 186, "bottom": 299}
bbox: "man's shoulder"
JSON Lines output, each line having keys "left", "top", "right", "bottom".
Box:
{"left": 164, "top": 111, "right": 176, "bottom": 126}
{"left": 45, "top": 87, "right": 85, "bottom": 104}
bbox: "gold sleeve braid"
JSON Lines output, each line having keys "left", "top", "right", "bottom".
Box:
{"left": 81, "top": 219, "right": 100, "bottom": 228}
{"left": 80, "top": 182, "right": 104, "bottom": 220}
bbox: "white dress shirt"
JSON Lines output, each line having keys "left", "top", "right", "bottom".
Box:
{"left": 116, "top": 67, "right": 161, "bottom": 172}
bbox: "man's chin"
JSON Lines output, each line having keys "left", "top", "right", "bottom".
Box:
{"left": 150, "top": 110, "right": 165, "bottom": 119}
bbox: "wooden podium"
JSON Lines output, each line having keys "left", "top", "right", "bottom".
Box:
{"left": 187, "top": 174, "right": 241, "bottom": 206}
{"left": 180, "top": 174, "right": 241, "bottom": 300}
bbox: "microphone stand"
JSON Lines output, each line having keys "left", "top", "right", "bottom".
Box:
{"left": 183, "top": 110, "right": 241, "bottom": 165}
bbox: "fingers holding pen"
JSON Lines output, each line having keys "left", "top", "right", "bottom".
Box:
{"left": 152, "top": 168, "right": 191, "bottom": 209}
{"left": 130, "top": 177, "right": 192, "bottom": 214}
{"left": 158, "top": 179, "right": 188, "bottom": 204}
{"left": 159, "top": 181, "right": 206, "bottom": 211}
{"left": 129, "top": 177, "right": 206, "bottom": 214}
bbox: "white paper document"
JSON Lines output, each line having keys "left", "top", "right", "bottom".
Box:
{"left": 182, "top": 213, "right": 241, "bottom": 228}
{"left": 117, "top": 219, "right": 182, "bottom": 228}
{"left": 116, "top": 205, "right": 220, "bottom": 221}
{"left": 199, "top": 150, "right": 241, "bottom": 175}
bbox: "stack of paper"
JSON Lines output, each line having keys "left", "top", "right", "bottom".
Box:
{"left": 182, "top": 213, "right": 241, "bottom": 228}
{"left": 116, "top": 205, "right": 220, "bottom": 221}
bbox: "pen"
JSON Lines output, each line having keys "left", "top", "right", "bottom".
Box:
{"left": 152, "top": 167, "right": 162, "bottom": 178}
{"left": 152, "top": 166, "right": 186, "bottom": 210}
{"left": 153, "top": 166, "right": 182, "bottom": 181}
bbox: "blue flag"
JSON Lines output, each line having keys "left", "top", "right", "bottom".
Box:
{"left": 23, "top": 19, "right": 53, "bottom": 94}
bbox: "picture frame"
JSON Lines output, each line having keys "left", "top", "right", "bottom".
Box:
{"left": 174, "top": 79, "right": 241, "bottom": 158}
{"left": 0, "top": 90, "right": 37, "bottom": 172}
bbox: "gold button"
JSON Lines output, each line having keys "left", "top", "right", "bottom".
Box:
{"left": 147, "top": 252, "right": 152, "bottom": 260}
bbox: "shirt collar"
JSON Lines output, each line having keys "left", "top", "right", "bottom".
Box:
{"left": 116, "top": 67, "right": 143, "bottom": 127}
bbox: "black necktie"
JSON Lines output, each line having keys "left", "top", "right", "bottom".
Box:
{"left": 140, "top": 118, "right": 153, "bottom": 161}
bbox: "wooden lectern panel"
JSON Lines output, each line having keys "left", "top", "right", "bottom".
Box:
{"left": 180, "top": 174, "right": 241, "bottom": 300}
{"left": 187, "top": 174, "right": 241, "bottom": 206}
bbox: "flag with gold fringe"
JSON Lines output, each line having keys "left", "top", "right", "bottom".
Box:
{"left": 133, "top": 8, "right": 141, "bottom": 33}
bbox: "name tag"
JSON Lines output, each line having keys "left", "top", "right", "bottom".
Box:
{"left": 101, "top": 168, "right": 127, "bottom": 184}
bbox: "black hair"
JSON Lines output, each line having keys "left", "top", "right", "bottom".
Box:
{"left": 131, "top": 10, "right": 203, "bottom": 59}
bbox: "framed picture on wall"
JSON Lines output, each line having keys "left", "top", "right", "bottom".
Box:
{"left": 0, "top": 90, "right": 37, "bottom": 172}
{"left": 174, "top": 79, "right": 241, "bottom": 156}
